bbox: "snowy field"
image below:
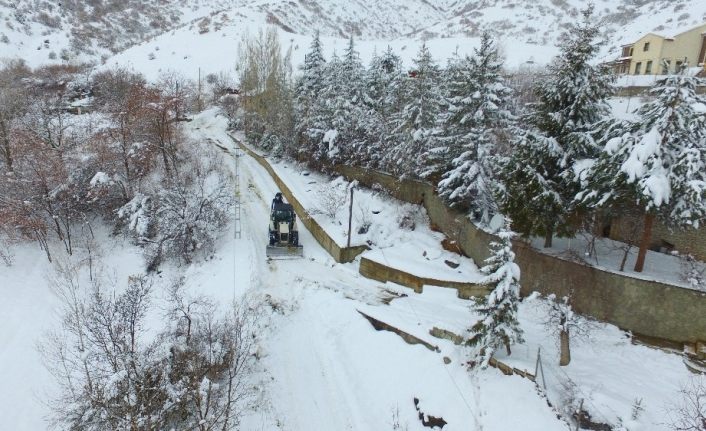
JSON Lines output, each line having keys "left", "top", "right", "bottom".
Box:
{"left": 100, "top": 12, "right": 559, "bottom": 83}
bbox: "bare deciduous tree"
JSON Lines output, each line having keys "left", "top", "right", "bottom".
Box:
{"left": 42, "top": 267, "right": 258, "bottom": 431}
{"left": 666, "top": 378, "right": 706, "bottom": 431}
{"left": 0, "top": 59, "right": 31, "bottom": 171}
{"left": 146, "top": 152, "right": 234, "bottom": 268}
{"left": 541, "top": 292, "right": 598, "bottom": 366}
{"left": 237, "top": 27, "right": 294, "bottom": 153}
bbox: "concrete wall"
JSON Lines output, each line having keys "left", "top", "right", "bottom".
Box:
{"left": 614, "top": 86, "right": 706, "bottom": 97}
{"left": 331, "top": 165, "right": 706, "bottom": 344}
{"left": 359, "top": 257, "right": 489, "bottom": 299}
{"left": 514, "top": 242, "right": 706, "bottom": 343}
{"left": 610, "top": 215, "right": 706, "bottom": 262}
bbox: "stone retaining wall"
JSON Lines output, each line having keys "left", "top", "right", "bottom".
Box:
{"left": 331, "top": 165, "right": 706, "bottom": 344}
{"left": 359, "top": 257, "right": 488, "bottom": 299}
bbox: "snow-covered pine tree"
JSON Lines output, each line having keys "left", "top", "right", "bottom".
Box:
{"left": 319, "top": 37, "right": 369, "bottom": 165}
{"left": 423, "top": 51, "right": 463, "bottom": 178}
{"left": 580, "top": 65, "right": 706, "bottom": 272}
{"left": 437, "top": 32, "right": 512, "bottom": 222}
{"left": 364, "top": 46, "right": 404, "bottom": 169}
{"left": 366, "top": 46, "right": 404, "bottom": 125}
{"left": 309, "top": 51, "right": 343, "bottom": 164}
{"left": 499, "top": 5, "right": 613, "bottom": 247}
{"left": 386, "top": 43, "right": 444, "bottom": 177}
{"left": 294, "top": 31, "right": 326, "bottom": 161}
{"left": 468, "top": 220, "right": 523, "bottom": 366}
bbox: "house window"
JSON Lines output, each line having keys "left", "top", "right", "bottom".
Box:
{"left": 643, "top": 42, "right": 650, "bottom": 52}
{"left": 634, "top": 62, "right": 642, "bottom": 74}
{"left": 645, "top": 60, "right": 653, "bottom": 74}
{"left": 662, "top": 60, "right": 671, "bottom": 74}
{"left": 676, "top": 60, "right": 683, "bottom": 73}
{"left": 630, "top": 47, "right": 634, "bottom": 56}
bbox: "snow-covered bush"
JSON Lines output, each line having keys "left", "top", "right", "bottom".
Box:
{"left": 679, "top": 253, "right": 706, "bottom": 291}
{"left": 42, "top": 267, "right": 257, "bottom": 431}
{"left": 355, "top": 201, "right": 372, "bottom": 234}
{"left": 396, "top": 203, "right": 418, "bottom": 231}
{"left": 148, "top": 157, "right": 234, "bottom": 267}
{"left": 316, "top": 180, "right": 348, "bottom": 220}
{"left": 666, "top": 378, "right": 706, "bottom": 431}
{"left": 259, "top": 133, "right": 286, "bottom": 157}
{"left": 117, "top": 193, "right": 155, "bottom": 242}
{"left": 0, "top": 239, "right": 13, "bottom": 266}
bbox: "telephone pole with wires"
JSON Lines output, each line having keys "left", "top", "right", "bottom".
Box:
{"left": 234, "top": 146, "right": 242, "bottom": 240}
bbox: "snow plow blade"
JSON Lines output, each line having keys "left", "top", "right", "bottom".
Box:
{"left": 266, "top": 245, "right": 304, "bottom": 259}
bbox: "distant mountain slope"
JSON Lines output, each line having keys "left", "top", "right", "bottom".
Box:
{"left": 1, "top": 0, "right": 705, "bottom": 68}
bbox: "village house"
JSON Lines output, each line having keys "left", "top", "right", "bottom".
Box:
{"left": 612, "top": 22, "right": 706, "bottom": 75}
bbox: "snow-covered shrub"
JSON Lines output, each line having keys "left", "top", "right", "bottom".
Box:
{"left": 0, "top": 239, "right": 13, "bottom": 266}
{"left": 396, "top": 204, "right": 417, "bottom": 231}
{"left": 42, "top": 268, "right": 257, "bottom": 431}
{"left": 679, "top": 253, "right": 706, "bottom": 291}
{"left": 162, "top": 282, "right": 258, "bottom": 430}
{"left": 117, "top": 193, "right": 155, "bottom": 242}
{"left": 558, "top": 376, "right": 584, "bottom": 426}
{"left": 355, "top": 201, "right": 372, "bottom": 234}
{"left": 148, "top": 157, "right": 233, "bottom": 267}
{"left": 259, "top": 133, "right": 285, "bottom": 157}
{"left": 316, "top": 180, "right": 348, "bottom": 220}
{"left": 666, "top": 378, "right": 706, "bottom": 431}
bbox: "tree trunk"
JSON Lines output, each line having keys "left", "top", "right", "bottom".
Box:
{"left": 559, "top": 329, "right": 571, "bottom": 366}
{"left": 543, "top": 229, "right": 553, "bottom": 248}
{"left": 634, "top": 213, "right": 655, "bottom": 273}
{"left": 0, "top": 115, "right": 14, "bottom": 171}
{"left": 619, "top": 244, "right": 632, "bottom": 272}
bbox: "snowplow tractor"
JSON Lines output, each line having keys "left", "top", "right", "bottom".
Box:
{"left": 266, "top": 195, "right": 304, "bottom": 259}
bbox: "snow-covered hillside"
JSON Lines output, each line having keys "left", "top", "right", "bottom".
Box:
{"left": 2, "top": 0, "right": 706, "bottom": 71}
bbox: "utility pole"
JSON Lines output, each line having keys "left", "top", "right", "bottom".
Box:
{"left": 197, "top": 67, "right": 203, "bottom": 112}
{"left": 234, "top": 146, "right": 242, "bottom": 240}
{"left": 347, "top": 187, "right": 354, "bottom": 248}
{"left": 175, "top": 81, "right": 180, "bottom": 121}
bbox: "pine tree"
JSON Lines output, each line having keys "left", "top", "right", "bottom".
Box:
{"left": 468, "top": 220, "right": 523, "bottom": 366}
{"left": 308, "top": 38, "right": 369, "bottom": 166}
{"left": 330, "top": 37, "right": 369, "bottom": 164}
{"left": 580, "top": 65, "right": 706, "bottom": 272}
{"left": 499, "top": 5, "right": 614, "bottom": 247}
{"left": 364, "top": 46, "right": 404, "bottom": 169}
{"left": 312, "top": 51, "right": 344, "bottom": 163}
{"left": 294, "top": 31, "right": 326, "bottom": 160}
{"left": 366, "top": 46, "right": 404, "bottom": 123}
{"left": 437, "top": 32, "right": 512, "bottom": 222}
{"left": 386, "top": 43, "right": 444, "bottom": 177}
